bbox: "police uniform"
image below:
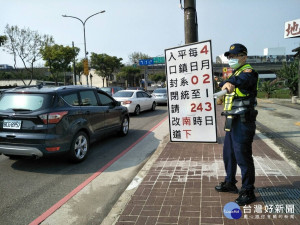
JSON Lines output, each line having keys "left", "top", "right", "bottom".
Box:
{"left": 215, "top": 43, "right": 258, "bottom": 206}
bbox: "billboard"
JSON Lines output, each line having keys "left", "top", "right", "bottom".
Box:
{"left": 284, "top": 19, "right": 300, "bottom": 38}
{"left": 165, "top": 40, "right": 217, "bottom": 142}
{"left": 222, "top": 67, "right": 233, "bottom": 80}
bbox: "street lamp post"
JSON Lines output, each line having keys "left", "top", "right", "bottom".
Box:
{"left": 62, "top": 10, "right": 105, "bottom": 86}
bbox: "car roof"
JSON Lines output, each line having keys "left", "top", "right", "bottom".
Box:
{"left": 100, "top": 86, "right": 123, "bottom": 89}
{"left": 118, "top": 90, "right": 144, "bottom": 93}
{"left": 5, "top": 85, "right": 100, "bottom": 94}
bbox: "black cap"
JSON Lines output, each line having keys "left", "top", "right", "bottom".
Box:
{"left": 224, "top": 43, "right": 248, "bottom": 57}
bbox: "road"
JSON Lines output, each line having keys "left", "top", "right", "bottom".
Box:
{"left": 256, "top": 98, "right": 300, "bottom": 168}
{"left": 0, "top": 106, "right": 169, "bottom": 225}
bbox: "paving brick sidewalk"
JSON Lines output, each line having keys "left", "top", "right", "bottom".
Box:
{"left": 115, "top": 105, "right": 300, "bottom": 225}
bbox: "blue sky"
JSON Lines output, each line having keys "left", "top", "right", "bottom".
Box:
{"left": 0, "top": 0, "right": 299, "bottom": 67}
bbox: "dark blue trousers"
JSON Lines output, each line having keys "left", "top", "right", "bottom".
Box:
{"left": 223, "top": 116, "right": 256, "bottom": 190}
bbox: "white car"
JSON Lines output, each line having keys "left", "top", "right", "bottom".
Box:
{"left": 152, "top": 88, "right": 168, "bottom": 105}
{"left": 113, "top": 90, "right": 156, "bottom": 115}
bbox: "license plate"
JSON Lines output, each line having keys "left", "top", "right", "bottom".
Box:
{"left": 3, "top": 120, "right": 22, "bottom": 129}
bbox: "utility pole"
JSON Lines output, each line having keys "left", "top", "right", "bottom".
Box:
{"left": 72, "top": 41, "right": 77, "bottom": 85}
{"left": 184, "top": 0, "right": 198, "bottom": 44}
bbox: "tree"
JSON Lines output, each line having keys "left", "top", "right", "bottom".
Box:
{"left": 0, "top": 35, "right": 7, "bottom": 46}
{"left": 117, "top": 66, "right": 141, "bottom": 87}
{"left": 71, "top": 59, "right": 84, "bottom": 84}
{"left": 259, "top": 80, "right": 277, "bottom": 98}
{"left": 3, "top": 24, "right": 54, "bottom": 85}
{"left": 128, "top": 52, "right": 151, "bottom": 65}
{"left": 40, "top": 44, "right": 80, "bottom": 85}
{"left": 90, "top": 53, "right": 123, "bottom": 87}
{"left": 148, "top": 72, "right": 166, "bottom": 83}
{"left": 277, "top": 60, "right": 299, "bottom": 96}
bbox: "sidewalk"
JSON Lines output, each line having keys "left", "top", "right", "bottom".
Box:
{"left": 106, "top": 105, "right": 300, "bottom": 225}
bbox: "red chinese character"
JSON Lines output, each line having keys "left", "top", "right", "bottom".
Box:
{"left": 183, "top": 130, "right": 192, "bottom": 139}
{"left": 182, "top": 117, "right": 191, "bottom": 126}
{"left": 286, "top": 21, "right": 300, "bottom": 36}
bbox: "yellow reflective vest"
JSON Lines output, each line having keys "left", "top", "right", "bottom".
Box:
{"left": 224, "top": 64, "right": 255, "bottom": 111}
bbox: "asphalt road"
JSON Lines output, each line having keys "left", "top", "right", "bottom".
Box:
{"left": 0, "top": 106, "right": 168, "bottom": 225}
{"left": 256, "top": 98, "right": 300, "bottom": 168}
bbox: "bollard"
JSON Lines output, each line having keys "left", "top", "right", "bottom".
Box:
{"left": 291, "top": 96, "right": 298, "bottom": 104}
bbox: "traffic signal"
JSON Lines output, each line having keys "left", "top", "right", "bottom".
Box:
{"left": 83, "top": 59, "right": 89, "bottom": 75}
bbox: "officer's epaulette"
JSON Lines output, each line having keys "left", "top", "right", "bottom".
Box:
{"left": 243, "top": 69, "right": 252, "bottom": 73}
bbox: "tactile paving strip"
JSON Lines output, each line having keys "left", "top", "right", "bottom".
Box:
{"left": 257, "top": 187, "right": 300, "bottom": 214}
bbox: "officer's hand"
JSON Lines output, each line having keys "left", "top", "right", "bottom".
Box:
{"left": 222, "top": 82, "right": 235, "bottom": 94}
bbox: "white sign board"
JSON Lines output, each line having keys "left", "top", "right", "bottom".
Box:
{"left": 284, "top": 19, "right": 300, "bottom": 38}
{"left": 165, "top": 40, "right": 217, "bottom": 142}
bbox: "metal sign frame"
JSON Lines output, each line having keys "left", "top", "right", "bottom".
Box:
{"left": 165, "top": 40, "right": 217, "bottom": 143}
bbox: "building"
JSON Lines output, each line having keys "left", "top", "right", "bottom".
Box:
{"left": 0, "top": 64, "right": 13, "bottom": 70}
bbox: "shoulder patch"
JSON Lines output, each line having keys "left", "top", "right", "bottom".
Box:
{"left": 243, "top": 69, "right": 252, "bottom": 73}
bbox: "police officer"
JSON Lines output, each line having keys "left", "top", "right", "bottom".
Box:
{"left": 215, "top": 43, "right": 258, "bottom": 206}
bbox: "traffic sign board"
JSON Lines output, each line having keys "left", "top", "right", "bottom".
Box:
{"left": 139, "top": 59, "right": 153, "bottom": 66}
{"left": 153, "top": 57, "right": 165, "bottom": 64}
{"left": 83, "top": 59, "right": 89, "bottom": 75}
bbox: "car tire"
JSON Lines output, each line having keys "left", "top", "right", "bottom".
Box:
{"left": 134, "top": 105, "right": 140, "bottom": 116}
{"left": 68, "top": 131, "right": 89, "bottom": 163}
{"left": 4, "top": 154, "right": 24, "bottom": 160}
{"left": 151, "top": 102, "right": 156, "bottom": 111}
{"left": 119, "top": 116, "right": 129, "bottom": 136}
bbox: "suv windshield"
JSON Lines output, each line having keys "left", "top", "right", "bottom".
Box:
{"left": 0, "top": 93, "right": 53, "bottom": 111}
{"left": 113, "top": 91, "right": 134, "bottom": 97}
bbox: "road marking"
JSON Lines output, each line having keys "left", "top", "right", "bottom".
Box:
{"left": 126, "top": 176, "right": 143, "bottom": 190}
{"left": 295, "top": 122, "right": 300, "bottom": 126}
{"left": 29, "top": 116, "right": 168, "bottom": 225}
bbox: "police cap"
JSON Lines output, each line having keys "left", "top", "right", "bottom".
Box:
{"left": 224, "top": 43, "right": 248, "bottom": 57}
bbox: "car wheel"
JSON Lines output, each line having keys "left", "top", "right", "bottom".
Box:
{"left": 134, "top": 105, "right": 140, "bottom": 116}
{"left": 151, "top": 102, "right": 156, "bottom": 111}
{"left": 119, "top": 116, "right": 129, "bottom": 136}
{"left": 4, "top": 154, "right": 24, "bottom": 160}
{"left": 68, "top": 131, "right": 89, "bottom": 163}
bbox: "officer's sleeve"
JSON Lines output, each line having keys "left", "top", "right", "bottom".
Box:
{"left": 226, "top": 69, "right": 258, "bottom": 89}
{"left": 219, "top": 81, "right": 225, "bottom": 87}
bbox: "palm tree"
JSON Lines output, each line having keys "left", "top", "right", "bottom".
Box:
{"left": 260, "top": 81, "right": 277, "bottom": 98}
{"left": 277, "top": 60, "right": 299, "bottom": 96}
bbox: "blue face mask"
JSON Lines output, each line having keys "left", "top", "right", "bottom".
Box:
{"left": 228, "top": 59, "right": 240, "bottom": 69}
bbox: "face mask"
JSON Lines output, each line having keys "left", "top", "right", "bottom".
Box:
{"left": 228, "top": 58, "right": 240, "bottom": 69}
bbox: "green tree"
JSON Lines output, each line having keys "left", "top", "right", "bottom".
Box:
{"left": 0, "top": 35, "right": 7, "bottom": 46}
{"left": 90, "top": 53, "right": 123, "bottom": 87}
{"left": 259, "top": 80, "right": 277, "bottom": 98}
{"left": 71, "top": 59, "right": 84, "bottom": 84}
{"left": 277, "top": 60, "right": 299, "bottom": 96}
{"left": 40, "top": 44, "right": 80, "bottom": 85}
{"left": 3, "top": 24, "right": 54, "bottom": 85}
{"left": 128, "top": 52, "right": 150, "bottom": 65}
{"left": 148, "top": 72, "right": 166, "bottom": 83}
{"left": 117, "top": 66, "right": 141, "bottom": 87}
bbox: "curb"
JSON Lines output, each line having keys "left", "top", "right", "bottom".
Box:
{"left": 101, "top": 134, "right": 170, "bottom": 225}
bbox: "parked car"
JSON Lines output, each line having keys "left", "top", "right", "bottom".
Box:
{"left": 113, "top": 90, "right": 156, "bottom": 115}
{"left": 151, "top": 88, "right": 168, "bottom": 105}
{"left": 0, "top": 85, "right": 129, "bottom": 162}
{"left": 126, "top": 87, "right": 145, "bottom": 91}
{"left": 100, "top": 86, "right": 124, "bottom": 96}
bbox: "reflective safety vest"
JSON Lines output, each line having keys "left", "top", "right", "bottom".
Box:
{"left": 224, "top": 64, "right": 255, "bottom": 111}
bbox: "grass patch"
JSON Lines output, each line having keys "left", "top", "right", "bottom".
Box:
{"left": 257, "top": 88, "right": 290, "bottom": 99}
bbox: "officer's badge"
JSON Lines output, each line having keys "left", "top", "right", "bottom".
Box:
{"left": 243, "top": 69, "right": 252, "bottom": 73}
{"left": 230, "top": 45, "right": 235, "bottom": 50}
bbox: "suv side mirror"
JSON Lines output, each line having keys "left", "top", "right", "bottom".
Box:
{"left": 115, "top": 101, "right": 121, "bottom": 106}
